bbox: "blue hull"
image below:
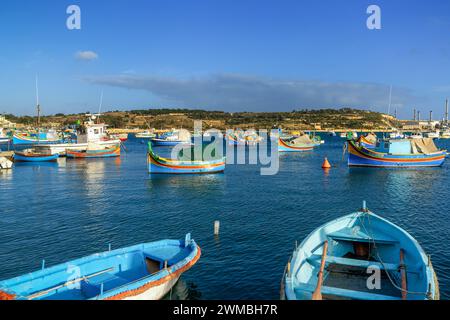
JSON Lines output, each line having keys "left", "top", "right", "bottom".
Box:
{"left": 13, "top": 136, "right": 62, "bottom": 146}
{"left": 14, "top": 154, "right": 59, "bottom": 162}
{"left": 0, "top": 234, "right": 200, "bottom": 300}
{"left": 150, "top": 139, "right": 191, "bottom": 146}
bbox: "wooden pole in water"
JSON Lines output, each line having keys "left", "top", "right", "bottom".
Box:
{"left": 312, "top": 241, "right": 328, "bottom": 300}
{"left": 214, "top": 221, "right": 220, "bottom": 236}
{"left": 400, "top": 249, "right": 407, "bottom": 300}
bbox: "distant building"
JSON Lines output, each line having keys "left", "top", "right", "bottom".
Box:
{"left": 0, "top": 115, "right": 15, "bottom": 128}
{"left": 401, "top": 121, "right": 421, "bottom": 130}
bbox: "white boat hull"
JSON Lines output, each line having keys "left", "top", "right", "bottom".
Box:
{"left": 35, "top": 140, "right": 121, "bottom": 155}
{"left": 122, "top": 275, "right": 180, "bottom": 300}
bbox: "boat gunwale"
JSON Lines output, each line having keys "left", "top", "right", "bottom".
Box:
{"left": 285, "top": 210, "right": 437, "bottom": 300}
{"left": 0, "top": 239, "right": 200, "bottom": 300}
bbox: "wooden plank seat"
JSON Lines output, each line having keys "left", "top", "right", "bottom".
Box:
{"left": 294, "top": 283, "right": 401, "bottom": 300}
{"left": 327, "top": 230, "right": 399, "bottom": 245}
{"left": 306, "top": 255, "right": 398, "bottom": 271}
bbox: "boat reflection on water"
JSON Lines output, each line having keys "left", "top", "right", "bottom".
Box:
{"left": 13, "top": 158, "right": 64, "bottom": 168}
{"left": 147, "top": 172, "right": 225, "bottom": 190}
{"left": 162, "top": 278, "right": 202, "bottom": 300}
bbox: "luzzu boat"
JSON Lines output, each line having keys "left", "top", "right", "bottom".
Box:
{"left": 227, "top": 134, "right": 245, "bottom": 145}
{"left": 278, "top": 135, "right": 317, "bottom": 152}
{"left": 348, "top": 138, "right": 446, "bottom": 167}
{"left": 66, "top": 145, "right": 120, "bottom": 158}
{"left": 13, "top": 149, "right": 59, "bottom": 162}
{"left": 357, "top": 133, "right": 378, "bottom": 149}
{"left": 282, "top": 202, "right": 439, "bottom": 300}
{"left": 0, "top": 234, "right": 201, "bottom": 300}
{"left": 13, "top": 132, "right": 62, "bottom": 145}
{"left": 148, "top": 142, "right": 225, "bottom": 174}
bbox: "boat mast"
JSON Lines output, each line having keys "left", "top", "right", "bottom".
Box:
{"left": 36, "top": 75, "right": 41, "bottom": 128}
{"left": 387, "top": 85, "right": 392, "bottom": 116}
{"left": 35, "top": 75, "right": 41, "bottom": 143}
{"left": 97, "top": 90, "right": 103, "bottom": 124}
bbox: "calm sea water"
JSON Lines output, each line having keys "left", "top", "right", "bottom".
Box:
{"left": 1, "top": 136, "right": 449, "bottom": 299}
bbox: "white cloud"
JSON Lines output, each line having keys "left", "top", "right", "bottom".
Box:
{"left": 75, "top": 51, "right": 99, "bottom": 61}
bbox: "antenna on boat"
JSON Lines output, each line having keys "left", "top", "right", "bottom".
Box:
{"left": 97, "top": 90, "right": 104, "bottom": 124}
{"left": 387, "top": 85, "right": 392, "bottom": 116}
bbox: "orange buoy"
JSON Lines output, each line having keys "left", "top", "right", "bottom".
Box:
{"left": 322, "top": 157, "right": 331, "bottom": 169}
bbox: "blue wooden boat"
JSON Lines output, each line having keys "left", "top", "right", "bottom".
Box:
{"left": 14, "top": 149, "right": 59, "bottom": 162}
{"left": 13, "top": 132, "right": 62, "bottom": 145}
{"left": 150, "top": 138, "right": 191, "bottom": 146}
{"left": 348, "top": 138, "right": 446, "bottom": 167}
{"left": 148, "top": 142, "right": 225, "bottom": 174}
{"left": 0, "top": 234, "right": 200, "bottom": 300}
{"left": 283, "top": 202, "right": 439, "bottom": 300}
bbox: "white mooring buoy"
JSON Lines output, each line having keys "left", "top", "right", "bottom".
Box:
{"left": 214, "top": 220, "right": 220, "bottom": 236}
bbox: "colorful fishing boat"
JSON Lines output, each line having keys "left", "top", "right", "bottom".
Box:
{"left": 148, "top": 142, "right": 225, "bottom": 174}
{"left": 278, "top": 135, "right": 316, "bottom": 152}
{"left": 12, "top": 132, "right": 62, "bottom": 145}
{"left": 66, "top": 145, "right": 120, "bottom": 158}
{"left": 13, "top": 149, "right": 59, "bottom": 162}
{"left": 348, "top": 138, "right": 446, "bottom": 167}
{"left": 282, "top": 202, "right": 439, "bottom": 300}
{"left": 357, "top": 133, "right": 378, "bottom": 149}
{"left": 113, "top": 133, "right": 128, "bottom": 142}
{"left": 0, "top": 234, "right": 200, "bottom": 300}
{"left": 227, "top": 134, "right": 245, "bottom": 145}
{"left": 33, "top": 114, "right": 120, "bottom": 155}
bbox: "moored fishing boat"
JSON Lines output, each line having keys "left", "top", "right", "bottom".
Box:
{"left": 135, "top": 131, "right": 156, "bottom": 139}
{"left": 111, "top": 133, "right": 128, "bottom": 142}
{"left": 13, "top": 149, "right": 59, "bottom": 162}
{"left": 150, "top": 130, "right": 191, "bottom": 146}
{"left": 148, "top": 142, "right": 225, "bottom": 174}
{"left": 440, "top": 129, "right": 450, "bottom": 139}
{"left": 33, "top": 114, "right": 120, "bottom": 155}
{"left": 282, "top": 202, "right": 439, "bottom": 300}
{"left": 278, "top": 135, "right": 316, "bottom": 152}
{"left": 347, "top": 138, "right": 446, "bottom": 167}
{"left": 357, "top": 132, "right": 378, "bottom": 149}
{"left": 66, "top": 144, "right": 120, "bottom": 158}
{"left": 0, "top": 234, "right": 200, "bottom": 300}
{"left": 425, "top": 130, "right": 440, "bottom": 139}
{"left": 12, "top": 131, "right": 62, "bottom": 145}
{"left": 227, "top": 133, "right": 245, "bottom": 145}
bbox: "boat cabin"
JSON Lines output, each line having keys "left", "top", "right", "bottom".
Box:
{"left": 375, "top": 138, "right": 439, "bottom": 155}
{"left": 77, "top": 116, "right": 109, "bottom": 144}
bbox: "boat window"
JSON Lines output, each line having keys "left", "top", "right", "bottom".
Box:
{"left": 384, "top": 142, "right": 389, "bottom": 149}
{"left": 145, "top": 257, "right": 161, "bottom": 275}
{"left": 94, "top": 129, "right": 99, "bottom": 134}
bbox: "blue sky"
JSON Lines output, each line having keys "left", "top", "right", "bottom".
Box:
{"left": 0, "top": 0, "right": 449, "bottom": 119}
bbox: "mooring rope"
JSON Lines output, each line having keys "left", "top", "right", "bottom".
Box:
{"left": 357, "top": 212, "right": 430, "bottom": 298}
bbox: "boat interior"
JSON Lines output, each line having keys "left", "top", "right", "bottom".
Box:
{"left": 2, "top": 241, "right": 193, "bottom": 300}
{"left": 292, "top": 216, "right": 429, "bottom": 300}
